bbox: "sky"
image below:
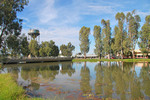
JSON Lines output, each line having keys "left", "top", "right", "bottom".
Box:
{"left": 18, "top": 0, "right": 150, "bottom": 55}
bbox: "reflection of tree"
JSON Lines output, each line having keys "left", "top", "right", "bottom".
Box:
{"left": 112, "top": 62, "right": 130, "bottom": 100}
{"left": 21, "top": 64, "right": 59, "bottom": 81}
{"left": 139, "top": 62, "right": 150, "bottom": 97}
{"left": 60, "top": 62, "right": 75, "bottom": 77}
{"left": 39, "top": 65, "right": 59, "bottom": 81}
{"left": 103, "top": 62, "right": 113, "bottom": 98}
{"left": 130, "top": 71, "right": 143, "bottom": 99}
{"left": 21, "top": 67, "right": 39, "bottom": 80}
{"left": 94, "top": 62, "right": 103, "bottom": 95}
{"left": 80, "top": 62, "right": 92, "bottom": 94}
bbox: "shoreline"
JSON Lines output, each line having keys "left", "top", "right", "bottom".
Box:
{"left": 72, "top": 58, "right": 150, "bottom": 62}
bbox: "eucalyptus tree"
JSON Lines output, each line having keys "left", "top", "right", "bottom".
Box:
{"left": 79, "top": 26, "right": 90, "bottom": 59}
{"left": 0, "top": 0, "right": 29, "bottom": 48}
{"left": 29, "top": 40, "right": 39, "bottom": 57}
{"left": 139, "top": 15, "right": 150, "bottom": 57}
{"left": 6, "top": 35, "right": 20, "bottom": 57}
{"left": 20, "top": 34, "right": 30, "bottom": 57}
{"left": 93, "top": 25, "right": 103, "bottom": 59}
{"left": 39, "top": 40, "right": 59, "bottom": 57}
{"left": 60, "top": 42, "right": 75, "bottom": 56}
{"left": 126, "top": 10, "right": 141, "bottom": 58}
{"left": 114, "top": 12, "right": 128, "bottom": 59}
{"left": 101, "top": 19, "right": 111, "bottom": 59}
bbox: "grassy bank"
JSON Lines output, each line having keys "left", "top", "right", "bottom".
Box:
{"left": 72, "top": 58, "right": 150, "bottom": 62}
{"left": 0, "top": 74, "right": 25, "bottom": 100}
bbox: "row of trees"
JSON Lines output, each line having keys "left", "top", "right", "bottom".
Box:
{"left": 0, "top": 35, "right": 75, "bottom": 57}
{"left": 79, "top": 10, "right": 150, "bottom": 59}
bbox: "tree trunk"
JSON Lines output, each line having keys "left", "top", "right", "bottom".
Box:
{"left": 108, "top": 54, "right": 110, "bottom": 59}
{"left": 84, "top": 52, "right": 86, "bottom": 59}
{"left": 99, "top": 54, "right": 101, "bottom": 59}
{"left": 121, "top": 49, "right": 123, "bottom": 59}
{"left": 132, "top": 49, "right": 135, "bottom": 59}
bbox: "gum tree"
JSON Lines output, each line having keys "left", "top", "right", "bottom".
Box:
{"left": 0, "top": 0, "right": 29, "bottom": 48}
{"left": 79, "top": 26, "right": 90, "bottom": 59}
{"left": 126, "top": 10, "right": 141, "bottom": 58}
{"left": 93, "top": 25, "right": 103, "bottom": 59}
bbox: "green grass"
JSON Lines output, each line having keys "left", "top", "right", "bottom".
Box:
{"left": 0, "top": 74, "right": 65, "bottom": 100}
{"left": 72, "top": 58, "right": 150, "bottom": 62}
{"left": 0, "top": 74, "right": 25, "bottom": 100}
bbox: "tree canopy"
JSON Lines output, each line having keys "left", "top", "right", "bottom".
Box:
{"left": 79, "top": 26, "right": 90, "bottom": 59}
{"left": 60, "top": 42, "right": 75, "bottom": 56}
{"left": 0, "top": 0, "right": 29, "bottom": 48}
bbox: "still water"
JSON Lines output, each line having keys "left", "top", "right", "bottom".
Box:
{"left": 1, "top": 61, "right": 150, "bottom": 100}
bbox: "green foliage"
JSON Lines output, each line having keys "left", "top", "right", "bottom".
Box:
{"left": 20, "top": 34, "right": 30, "bottom": 57}
{"left": 113, "top": 12, "right": 130, "bottom": 58}
{"left": 139, "top": 15, "right": 150, "bottom": 56}
{"left": 101, "top": 19, "right": 111, "bottom": 59}
{"left": 0, "top": 74, "right": 25, "bottom": 100}
{"left": 79, "top": 26, "right": 90, "bottom": 58}
{"left": 0, "top": 0, "right": 29, "bottom": 48}
{"left": 60, "top": 42, "right": 75, "bottom": 56}
{"left": 93, "top": 25, "right": 103, "bottom": 59}
{"left": 39, "top": 40, "right": 59, "bottom": 57}
{"left": 6, "top": 35, "right": 20, "bottom": 57}
{"left": 126, "top": 10, "right": 141, "bottom": 58}
{"left": 29, "top": 40, "right": 39, "bottom": 57}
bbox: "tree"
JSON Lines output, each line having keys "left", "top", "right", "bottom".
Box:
{"left": 29, "top": 40, "right": 39, "bottom": 57}
{"left": 20, "top": 34, "right": 30, "bottom": 57}
{"left": 60, "top": 42, "right": 75, "bottom": 56}
{"left": 93, "top": 25, "right": 103, "bottom": 59}
{"left": 49, "top": 40, "right": 59, "bottom": 56}
{"left": 6, "top": 35, "right": 20, "bottom": 57}
{"left": 126, "top": 10, "right": 141, "bottom": 58}
{"left": 39, "top": 40, "right": 59, "bottom": 57}
{"left": 79, "top": 26, "right": 90, "bottom": 59}
{"left": 0, "top": 0, "right": 29, "bottom": 48}
{"left": 114, "top": 12, "right": 129, "bottom": 59}
{"left": 139, "top": 15, "right": 150, "bottom": 57}
{"left": 101, "top": 19, "right": 111, "bottom": 59}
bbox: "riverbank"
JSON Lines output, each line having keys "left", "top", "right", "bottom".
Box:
{"left": 72, "top": 58, "right": 150, "bottom": 62}
{"left": 0, "top": 74, "right": 25, "bottom": 100}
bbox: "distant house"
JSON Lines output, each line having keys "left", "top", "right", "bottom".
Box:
{"left": 76, "top": 53, "right": 98, "bottom": 58}
{"left": 134, "top": 49, "right": 150, "bottom": 58}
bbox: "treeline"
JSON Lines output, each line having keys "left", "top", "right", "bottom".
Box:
{"left": 79, "top": 10, "right": 150, "bottom": 59}
{"left": 0, "top": 35, "right": 75, "bottom": 58}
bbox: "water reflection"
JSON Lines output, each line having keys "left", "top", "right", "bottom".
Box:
{"left": 80, "top": 62, "right": 92, "bottom": 94}
{"left": 1, "top": 61, "right": 150, "bottom": 99}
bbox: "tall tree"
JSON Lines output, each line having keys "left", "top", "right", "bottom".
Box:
{"left": 49, "top": 40, "right": 59, "bottom": 56}
{"left": 114, "top": 12, "right": 128, "bottom": 59}
{"left": 0, "top": 0, "right": 29, "bottom": 48}
{"left": 20, "top": 34, "right": 30, "bottom": 57}
{"left": 39, "top": 40, "right": 59, "bottom": 57}
{"left": 93, "top": 25, "right": 103, "bottom": 59}
{"left": 139, "top": 15, "right": 150, "bottom": 57}
{"left": 79, "top": 26, "right": 90, "bottom": 59}
{"left": 60, "top": 42, "right": 75, "bottom": 56}
{"left": 101, "top": 19, "right": 111, "bottom": 59}
{"left": 126, "top": 10, "right": 141, "bottom": 58}
{"left": 29, "top": 40, "right": 39, "bottom": 57}
{"left": 6, "top": 35, "right": 20, "bottom": 57}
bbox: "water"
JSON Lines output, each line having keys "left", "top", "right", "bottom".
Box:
{"left": 1, "top": 61, "right": 150, "bottom": 99}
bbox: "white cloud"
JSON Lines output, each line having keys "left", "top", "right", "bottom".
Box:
{"left": 37, "top": 0, "right": 57, "bottom": 24}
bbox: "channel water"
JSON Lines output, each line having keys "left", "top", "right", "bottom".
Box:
{"left": 0, "top": 61, "right": 150, "bottom": 99}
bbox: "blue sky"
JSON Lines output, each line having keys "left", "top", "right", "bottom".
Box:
{"left": 18, "top": 0, "right": 150, "bottom": 55}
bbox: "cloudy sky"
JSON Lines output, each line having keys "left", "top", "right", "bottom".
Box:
{"left": 18, "top": 0, "right": 150, "bottom": 55}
